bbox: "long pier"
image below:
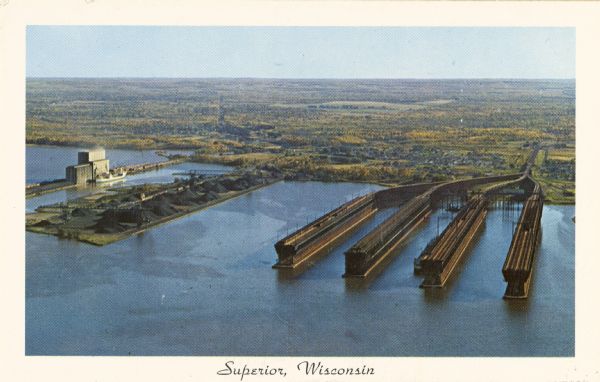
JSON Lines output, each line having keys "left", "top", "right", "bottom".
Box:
{"left": 502, "top": 178, "right": 544, "bottom": 299}
{"left": 418, "top": 194, "right": 488, "bottom": 287}
{"left": 273, "top": 174, "right": 523, "bottom": 277}
{"left": 273, "top": 181, "right": 445, "bottom": 271}
{"left": 343, "top": 174, "right": 521, "bottom": 279}
{"left": 415, "top": 170, "right": 539, "bottom": 288}
{"left": 273, "top": 193, "right": 378, "bottom": 269}
{"left": 344, "top": 192, "right": 432, "bottom": 278}
{"left": 112, "top": 157, "right": 186, "bottom": 175}
{"left": 272, "top": 147, "right": 545, "bottom": 298}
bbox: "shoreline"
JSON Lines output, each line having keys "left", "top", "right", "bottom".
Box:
{"left": 25, "top": 177, "right": 575, "bottom": 247}
{"left": 27, "top": 179, "right": 282, "bottom": 246}
{"left": 26, "top": 141, "right": 201, "bottom": 151}
{"left": 26, "top": 182, "right": 76, "bottom": 199}
{"left": 26, "top": 143, "right": 575, "bottom": 205}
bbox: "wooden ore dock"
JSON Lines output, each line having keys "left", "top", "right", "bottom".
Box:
{"left": 273, "top": 193, "right": 377, "bottom": 269}
{"left": 502, "top": 180, "right": 544, "bottom": 299}
{"left": 343, "top": 193, "right": 432, "bottom": 278}
{"left": 419, "top": 194, "right": 488, "bottom": 288}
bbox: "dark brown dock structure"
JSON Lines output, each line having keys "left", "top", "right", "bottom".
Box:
{"left": 343, "top": 193, "right": 432, "bottom": 278}
{"left": 273, "top": 193, "right": 377, "bottom": 269}
{"left": 418, "top": 194, "right": 489, "bottom": 288}
{"left": 342, "top": 176, "right": 520, "bottom": 279}
{"left": 502, "top": 179, "right": 544, "bottom": 299}
{"left": 272, "top": 147, "right": 546, "bottom": 298}
{"left": 273, "top": 182, "right": 443, "bottom": 273}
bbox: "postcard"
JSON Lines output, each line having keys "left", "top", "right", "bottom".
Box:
{"left": 1, "top": 1, "right": 598, "bottom": 381}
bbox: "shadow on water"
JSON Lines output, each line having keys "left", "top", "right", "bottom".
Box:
{"left": 274, "top": 207, "right": 399, "bottom": 284}
{"left": 502, "top": 234, "right": 540, "bottom": 315}
{"left": 275, "top": 263, "right": 314, "bottom": 282}
{"left": 277, "top": 200, "right": 526, "bottom": 300}
{"left": 503, "top": 298, "right": 532, "bottom": 315}
{"left": 343, "top": 216, "right": 436, "bottom": 293}
{"left": 419, "top": 223, "right": 487, "bottom": 304}
{"left": 421, "top": 287, "right": 451, "bottom": 304}
{"left": 25, "top": 171, "right": 574, "bottom": 355}
{"left": 274, "top": 245, "right": 348, "bottom": 282}
{"left": 343, "top": 250, "right": 406, "bottom": 293}
{"left": 273, "top": 221, "right": 366, "bottom": 281}
{"left": 343, "top": 276, "right": 369, "bottom": 293}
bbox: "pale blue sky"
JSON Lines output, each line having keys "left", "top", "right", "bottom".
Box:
{"left": 26, "top": 26, "right": 575, "bottom": 79}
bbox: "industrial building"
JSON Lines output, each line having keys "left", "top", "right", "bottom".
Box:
{"left": 66, "top": 148, "right": 110, "bottom": 185}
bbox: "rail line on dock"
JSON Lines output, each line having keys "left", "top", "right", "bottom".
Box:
{"left": 343, "top": 193, "right": 432, "bottom": 278}
{"left": 273, "top": 193, "right": 378, "bottom": 269}
{"left": 502, "top": 178, "right": 544, "bottom": 299}
{"left": 418, "top": 194, "right": 488, "bottom": 288}
{"left": 273, "top": 146, "right": 545, "bottom": 299}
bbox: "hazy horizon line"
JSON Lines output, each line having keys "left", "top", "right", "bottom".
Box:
{"left": 26, "top": 76, "right": 576, "bottom": 81}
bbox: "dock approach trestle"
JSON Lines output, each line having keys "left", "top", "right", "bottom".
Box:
{"left": 272, "top": 147, "right": 546, "bottom": 299}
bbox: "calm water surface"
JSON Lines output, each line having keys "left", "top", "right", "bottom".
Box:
{"left": 26, "top": 146, "right": 230, "bottom": 212}
{"left": 26, "top": 144, "right": 194, "bottom": 184}
{"left": 25, "top": 147, "right": 575, "bottom": 356}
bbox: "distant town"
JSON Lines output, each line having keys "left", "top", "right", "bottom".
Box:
{"left": 26, "top": 79, "right": 574, "bottom": 203}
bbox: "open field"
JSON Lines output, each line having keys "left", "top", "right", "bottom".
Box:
{"left": 26, "top": 78, "right": 575, "bottom": 203}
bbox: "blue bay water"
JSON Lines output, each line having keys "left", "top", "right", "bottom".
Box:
{"left": 25, "top": 146, "right": 575, "bottom": 356}
{"left": 26, "top": 144, "right": 194, "bottom": 184}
